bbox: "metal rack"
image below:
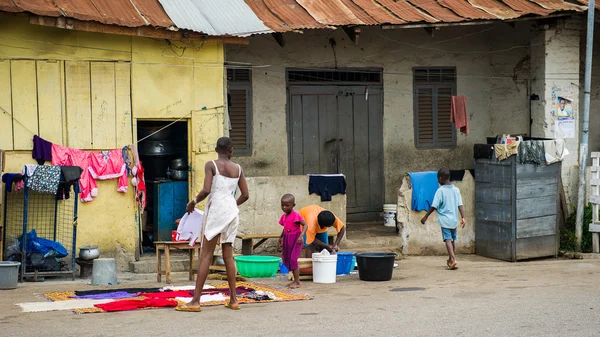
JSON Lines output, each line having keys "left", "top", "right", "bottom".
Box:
{"left": 3, "top": 172, "right": 78, "bottom": 281}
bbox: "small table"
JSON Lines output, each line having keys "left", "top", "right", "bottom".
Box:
{"left": 236, "top": 229, "right": 337, "bottom": 255}
{"left": 155, "top": 241, "right": 200, "bottom": 284}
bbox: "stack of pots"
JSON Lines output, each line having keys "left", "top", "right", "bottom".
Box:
{"left": 168, "top": 158, "right": 188, "bottom": 181}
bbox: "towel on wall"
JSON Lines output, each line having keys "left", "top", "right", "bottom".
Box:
{"left": 451, "top": 96, "right": 469, "bottom": 136}
{"left": 407, "top": 171, "right": 439, "bottom": 211}
{"left": 308, "top": 174, "right": 346, "bottom": 202}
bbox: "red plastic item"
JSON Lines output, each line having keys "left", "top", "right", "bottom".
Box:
{"left": 171, "top": 230, "right": 177, "bottom": 241}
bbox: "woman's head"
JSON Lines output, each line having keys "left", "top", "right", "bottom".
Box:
{"left": 215, "top": 137, "right": 233, "bottom": 158}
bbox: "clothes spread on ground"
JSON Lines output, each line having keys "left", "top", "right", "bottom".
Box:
{"left": 139, "top": 291, "right": 194, "bottom": 298}
{"left": 308, "top": 174, "right": 347, "bottom": 202}
{"left": 176, "top": 209, "right": 204, "bottom": 246}
{"left": 201, "top": 160, "right": 241, "bottom": 246}
{"left": 175, "top": 293, "right": 226, "bottom": 303}
{"left": 2, "top": 173, "right": 24, "bottom": 192}
{"left": 518, "top": 141, "right": 545, "bottom": 165}
{"left": 71, "top": 291, "right": 138, "bottom": 300}
{"left": 494, "top": 142, "right": 520, "bottom": 161}
{"left": 473, "top": 144, "right": 494, "bottom": 160}
{"left": 56, "top": 166, "right": 83, "bottom": 200}
{"left": 161, "top": 285, "right": 214, "bottom": 291}
{"left": 27, "top": 165, "right": 61, "bottom": 194}
{"left": 544, "top": 139, "right": 569, "bottom": 165}
{"left": 32, "top": 135, "right": 53, "bottom": 165}
{"left": 74, "top": 288, "right": 161, "bottom": 296}
{"left": 88, "top": 150, "right": 128, "bottom": 193}
{"left": 451, "top": 96, "right": 469, "bottom": 136}
{"left": 407, "top": 171, "right": 439, "bottom": 211}
{"left": 94, "top": 298, "right": 177, "bottom": 312}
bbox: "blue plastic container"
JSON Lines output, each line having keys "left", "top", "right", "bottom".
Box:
{"left": 280, "top": 262, "right": 289, "bottom": 274}
{"left": 336, "top": 252, "right": 355, "bottom": 275}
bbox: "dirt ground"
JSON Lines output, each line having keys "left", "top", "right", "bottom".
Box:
{"left": 1, "top": 255, "right": 599, "bottom": 337}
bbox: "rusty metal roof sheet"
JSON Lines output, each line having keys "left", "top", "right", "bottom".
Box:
{"left": 159, "top": 0, "right": 272, "bottom": 36}
{"left": 3, "top": 0, "right": 175, "bottom": 28}
{"left": 378, "top": 0, "right": 438, "bottom": 23}
{"left": 500, "top": 0, "right": 552, "bottom": 16}
{"left": 296, "top": 0, "right": 366, "bottom": 26}
{"left": 467, "top": 0, "right": 521, "bottom": 20}
{"left": 437, "top": 0, "right": 496, "bottom": 19}
{"left": 529, "top": 0, "right": 585, "bottom": 11}
{"left": 352, "top": 0, "right": 405, "bottom": 24}
{"left": 408, "top": 0, "right": 464, "bottom": 22}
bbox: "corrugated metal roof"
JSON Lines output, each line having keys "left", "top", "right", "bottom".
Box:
{"left": 158, "top": 0, "right": 273, "bottom": 36}
{"left": 2, "top": 0, "right": 175, "bottom": 28}
{"left": 245, "top": 0, "right": 587, "bottom": 33}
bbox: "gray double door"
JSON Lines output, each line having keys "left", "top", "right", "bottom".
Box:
{"left": 288, "top": 85, "right": 384, "bottom": 220}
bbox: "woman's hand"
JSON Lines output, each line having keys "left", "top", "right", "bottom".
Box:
{"left": 186, "top": 200, "right": 196, "bottom": 214}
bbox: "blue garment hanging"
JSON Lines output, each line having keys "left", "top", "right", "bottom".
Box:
{"left": 407, "top": 172, "right": 439, "bottom": 211}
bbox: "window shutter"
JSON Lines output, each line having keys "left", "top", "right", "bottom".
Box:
{"left": 228, "top": 88, "right": 248, "bottom": 149}
{"left": 416, "top": 86, "right": 434, "bottom": 146}
{"left": 436, "top": 86, "right": 454, "bottom": 146}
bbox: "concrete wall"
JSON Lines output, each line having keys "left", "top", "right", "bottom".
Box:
{"left": 227, "top": 23, "right": 532, "bottom": 205}
{"left": 237, "top": 175, "right": 346, "bottom": 253}
{"left": 397, "top": 172, "right": 475, "bottom": 255}
{"left": 0, "top": 16, "right": 225, "bottom": 269}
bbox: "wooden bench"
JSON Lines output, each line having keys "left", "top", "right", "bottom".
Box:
{"left": 236, "top": 228, "right": 337, "bottom": 255}
{"left": 155, "top": 241, "right": 240, "bottom": 284}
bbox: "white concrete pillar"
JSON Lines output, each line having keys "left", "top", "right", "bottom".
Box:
{"left": 530, "top": 18, "right": 582, "bottom": 205}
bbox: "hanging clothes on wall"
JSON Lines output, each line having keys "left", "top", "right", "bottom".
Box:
{"left": 407, "top": 171, "right": 439, "bottom": 211}
{"left": 32, "top": 135, "right": 53, "bottom": 165}
{"left": 88, "top": 150, "right": 128, "bottom": 193}
{"left": 451, "top": 96, "right": 469, "bottom": 136}
{"left": 51, "top": 144, "right": 97, "bottom": 202}
{"left": 544, "top": 139, "right": 569, "bottom": 165}
{"left": 27, "top": 165, "right": 61, "bottom": 194}
{"left": 56, "top": 166, "right": 83, "bottom": 200}
{"left": 494, "top": 142, "right": 520, "bottom": 161}
{"left": 519, "top": 141, "right": 545, "bottom": 165}
{"left": 2, "top": 173, "right": 23, "bottom": 192}
{"left": 308, "top": 174, "right": 347, "bottom": 202}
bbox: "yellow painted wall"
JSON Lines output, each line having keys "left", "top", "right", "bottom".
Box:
{"left": 0, "top": 16, "right": 224, "bottom": 268}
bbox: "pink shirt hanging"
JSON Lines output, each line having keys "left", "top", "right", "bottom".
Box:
{"left": 88, "top": 150, "right": 128, "bottom": 193}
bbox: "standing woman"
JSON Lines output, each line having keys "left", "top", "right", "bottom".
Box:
{"left": 176, "top": 137, "right": 249, "bottom": 312}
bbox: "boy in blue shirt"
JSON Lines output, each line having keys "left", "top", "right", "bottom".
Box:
{"left": 421, "top": 168, "right": 465, "bottom": 270}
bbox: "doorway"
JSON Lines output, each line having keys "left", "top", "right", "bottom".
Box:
{"left": 287, "top": 69, "right": 384, "bottom": 221}
{"left": 137, "top": 121, "right": 189, "bottom": 251}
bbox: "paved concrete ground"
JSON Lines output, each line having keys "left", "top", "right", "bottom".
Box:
{"left": 1, "top": 255, "right": 599, "bottom": 337}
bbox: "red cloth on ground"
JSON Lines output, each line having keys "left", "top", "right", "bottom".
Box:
{"left": 94, "top": 298, "right": 177, "bottom": 312}
{"left": 451, "top": 96, "right": 469, "bottom": 136}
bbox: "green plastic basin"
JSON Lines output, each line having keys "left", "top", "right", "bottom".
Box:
{"left": 234, "top": 255, "right": 281, "bottom": 278}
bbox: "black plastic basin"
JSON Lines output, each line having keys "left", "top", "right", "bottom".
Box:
{"left": 355, "top": 252, "right": 397, "bottom": 282}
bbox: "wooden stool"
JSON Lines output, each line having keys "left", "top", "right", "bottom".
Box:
{"left": 155, "top": 241, "right": 200, "bottom": 284}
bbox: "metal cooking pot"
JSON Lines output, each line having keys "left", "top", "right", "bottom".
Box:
{"left": 138, "top": 140, "right": 176, "bottom": 156}
{"left": 79, "top": 245, "right": 100, "bottom": 261}
{"left": 170, "top": 169, "right": 188, "bottom": 181}
{"left": 170, "top": 158, "right": 187, "bottom": 170}
{"left": 138, "top": 125, "right": 173, "bottom": 141}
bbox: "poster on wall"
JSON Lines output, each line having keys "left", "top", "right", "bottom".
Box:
{"left": 550, "top": 86, "right": 576, "bottom": 139}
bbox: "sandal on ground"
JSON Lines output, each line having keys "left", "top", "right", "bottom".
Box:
{"left": 175, "top": 305, "right": 201, "bottom": 312}
{"left": 225, "top": 302, "right": 240, "bottom": 310}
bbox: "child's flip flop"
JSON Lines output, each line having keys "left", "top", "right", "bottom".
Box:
{"left": 175, "top": 305, "right": 201, "bottom": 312}
{"left": 449, "top": 261, "right": 458, "bottom": 270}
{"left": 225, "top": 302, "right": 240, "bottom": 310}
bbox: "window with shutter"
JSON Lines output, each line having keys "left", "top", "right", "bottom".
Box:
{"left": 413, "top": 67, "right": 456, "bottom": 149}
{"left": 227, "top": 68, "right": 252, "bottom": 156}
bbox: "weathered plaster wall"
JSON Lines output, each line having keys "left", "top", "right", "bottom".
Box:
{"left": 397, "top": 172, "right": 475, "bottom": 255}
{"left": 228, "top": 23, "right": 532, "bottom": 204}
{"left": 587, "top": 24, "right": 600, "bottom": 156}
{"left": 530, "top": 18, "right": 582, "bottom": 206}
{"left": 0, "top": 16, "right": 224, "bottom": 269}
{"left": 237, "top": 175, "right": 346, "bottom": 252}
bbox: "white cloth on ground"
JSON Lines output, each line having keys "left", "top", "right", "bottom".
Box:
{"left": 175, "top": 293, "right": 226, "bottom": 303}
{"left": 201, "top": 161, "right": 241, "bottom": 246}
{"left": 17, "top": 299, "right": 114, "bottom": 312}
{"left": 161, "top": 284, "right": 214, "bottom": 291}
{"left": 544, "top": 139, "right": 569, "bottom": 165}
{"left": 176, "top": 209, "right": 204, "bottom": 247}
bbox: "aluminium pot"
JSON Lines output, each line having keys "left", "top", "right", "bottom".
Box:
{"left": 79, "top": 245, "right": 100, "bottom": 261}
{"left": 170, "top": 158, "right": 187, "bottom": 170}
{"left": 138, "top": 125, "right": 173, "bottom": 141}
{"left": 170, "top": 169, "right": 188, "bottom": 181}
{"left": 138, "top": 140, "right": 176, "bottom": 156}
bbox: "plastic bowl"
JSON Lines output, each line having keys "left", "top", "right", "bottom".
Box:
{"left": 355, "top": 252, "right": 397, "bottom": 281}
{"left": 234, "top": 255, "right": 281, "bottom": 278}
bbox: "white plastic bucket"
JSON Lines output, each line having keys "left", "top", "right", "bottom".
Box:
{"left": 383, "top": 204, "right": 397, "bottom": 227}
{"left": 312, "top": 253, "right": 337, "bottom": 284}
